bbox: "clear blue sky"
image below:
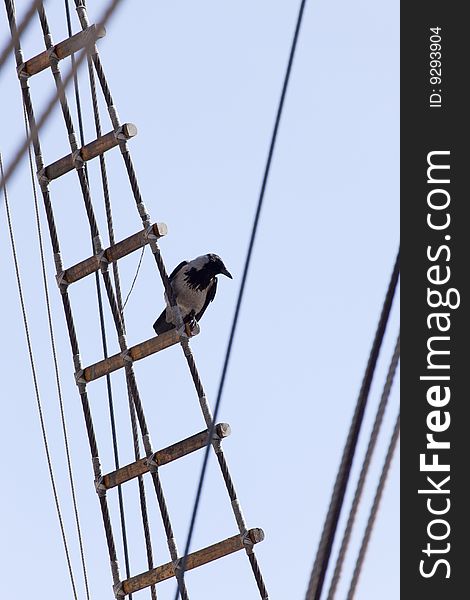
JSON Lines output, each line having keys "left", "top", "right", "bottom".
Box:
{"left": 1, "top": 1, "right": 399, "bottom": 599}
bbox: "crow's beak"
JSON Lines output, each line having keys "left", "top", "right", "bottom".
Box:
{"left": 221, "top": 267, "right": 233, "bottom": 279}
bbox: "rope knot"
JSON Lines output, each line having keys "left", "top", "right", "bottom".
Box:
{"left": 71, "top": 148, "right": 84, "bottom": 170}
{"left": 16, "top": 62, "right": 29, "bottom": 80}
{"left": 37, "top": 168, "right": 50, "bottom": 189}
{"left": 112, "top": 581, "right": 125, "bottom": 598}
{"left": 55, "top": 270, "right": 68, "bottom": 292}
{"left": 94, "top": 475, "right": 107, "bottom": 497}
{"left": 144, "top": 452, "right": 159, "bottom": 473}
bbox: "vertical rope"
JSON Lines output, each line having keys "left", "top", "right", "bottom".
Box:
{"left": 23, "top": 103, "right": 91, "bottom": 600}
{"left": 1, "top": 152, "right": 78, "bottom": 600}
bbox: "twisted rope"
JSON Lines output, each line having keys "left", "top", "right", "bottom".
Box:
{"left": 346, "top": 413, "right": 400, "bottom": 599}
{"left": 305, "top": 250, "right": 400, "bottom": 600}
{"left": 326, "top": 334, "right": 400, "bottom": 599}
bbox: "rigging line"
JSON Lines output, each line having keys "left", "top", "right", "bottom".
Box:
{"left": 63, "top": 0, "right": 133, "bottom": 590}
{"left": 174, "top": 1, "right": 309, "bottom": 597}
{"left": 326, "top": 333, "right": 400, "bottom": 600}
{"left": 1, "top": 151, "right": 79, "bottom": 600}
{"left": 346, "top": 412, "right": 400, "bottom": 600}
{"left": 122, "top": 246, "right": 145, "bottom": 311}
{"left": 23, "top": 102, "right": 91, "bottom": 600}
{"left": 305, "top": 249, "right": 400, "bottom": 600}
{"left": 0, "top": 0, "right": 43, "bottom": 76}
{"left": 1, "top": 0, "right": 123, "bottom": 195}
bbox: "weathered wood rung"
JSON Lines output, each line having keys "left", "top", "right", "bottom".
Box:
{"left": 41, "top": 123, "right": 137, "bottom": 183}
{"left": 81, "top": 328, "right": 196, "bottom": 383}
{"left": 103, "top": 423, "right": 231, "bottom": 489}
{"left": 62, "top": 222, "right": 167, "bottom": 285}
{"left": 120, "top": 528, "right": 265, "bottom": 595}
{"left": 18, "top": 24, "right": 105, "bottom": 78}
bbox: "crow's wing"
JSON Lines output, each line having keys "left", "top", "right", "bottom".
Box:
{"left": 195, "top": 278, "right": 217, "bottom": 322}
{"left": 169, "top": 260, "right": 188, "bottom": 280}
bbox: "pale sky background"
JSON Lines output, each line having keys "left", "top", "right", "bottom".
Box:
{"left": 0, "top": 2, "right": 399, "bottom": 599}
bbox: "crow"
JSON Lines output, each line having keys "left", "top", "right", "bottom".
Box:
{"left": 153, "top": 253, "right": 232, "bottom": 335}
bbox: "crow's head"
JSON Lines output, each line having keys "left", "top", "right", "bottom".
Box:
{"left": 206, "top": 254, "right": 233, "bottom": 279}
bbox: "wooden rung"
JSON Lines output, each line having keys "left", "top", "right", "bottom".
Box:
{"left": 121, "top": 528, "right": 265, "bottom": 595}
{"left": 63, "top": 222, "right": 167, "bottom": 284}
{"left": 103, "top": 423, "right": 231, "bottom": 489}
{"left": 43, "top": 123, "right": 137, "bottom": 182}
{"left": 82, "top": 328, "right": 194, "bottom": 382}
{"left": 20, "top": 24, "right": 105, "bottom": 77}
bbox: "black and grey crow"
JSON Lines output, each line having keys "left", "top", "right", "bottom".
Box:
{"left": 153, "top": 253, "right": 232, "bottom": 335}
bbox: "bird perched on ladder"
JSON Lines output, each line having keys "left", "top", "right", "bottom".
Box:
{"left": 153, "top": 253, "right": 232, "bottom": 335}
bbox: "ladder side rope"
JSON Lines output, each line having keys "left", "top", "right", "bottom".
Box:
{"left": 305, "top": 250, "right": 400, "bottom": 600}
{"left": 87, "top": 56, "right": 157, "bottom": 600}
{"left": 37, "top": 4, "right": 188, "bottom": 598}
{"left": 1, "top": 151, "right": 79, "bottom": 600}
{"left": 0, "top": 0, "right": 41, "bottom": 75}
{"left": 0, "top": 0, "right": 123, "bottom": 195}
{"left": 326, "top": 334, "right": 400, "bottom": 600}
{"left": 23, "top": 103, "right": 91, "bottom": 600}
{"left": 72, "top": 2, "right": 269, "bottom": 597}
{"left": 176, "top": 0, "right": 309, "bottom": 596}
{"left": 346, "top": 413, "right": 400, "bottom": 600}
{"left": 62, "top": 1, "right": 134, "bottom": 593}
{"left": 74, "top": 1, "right": 158, "bottom": 594}
{"left": 5, "top": 0, "right": 122, "bottom": 589}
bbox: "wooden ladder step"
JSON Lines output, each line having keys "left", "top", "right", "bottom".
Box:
{"left": 80, "top": 329, "right": 195, "bottom": 383}
{"left": 103, "top": 423, "right": 231, "bottom": 489}
{"left": 120, "top": 529, "right": 265, "bottom": 595}
{"left": 62, "top": 222, "right": 167, "bottom": 285}
{"left": 42, "top": 123, "right": 137, "bottom": 183}
{"left": 19, "top": 24, "right": 105, "bottom": 78}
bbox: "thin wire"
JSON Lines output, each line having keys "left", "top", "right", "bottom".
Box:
{"left": 1, "top": 151, "right": 79, "bottom": 600}
{"left": 1, "top": 0, "right": 123, "bottom": 194}
{"left": 122, "top": 246, "right": 145, "bottom": 311}
{"left": 305, "top": 249, "right": 400, "bottom": 600}
{"left": 63, "top": 0, "right": 134, "bottom": 590}
{"left": 23, "top": 102, "right": 91, "bottom": 600}
{"left": 174, "top": 1, "right": 309, "bottom": 596}
{"left": 346, "top": 413, "right": 400, "bottom": 599}
{"left": 326, "top": 334, "right": 400, "bottom": 599}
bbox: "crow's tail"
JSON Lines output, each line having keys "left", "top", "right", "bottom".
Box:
{"left": 153, "top": 309, "right": 175, "bottom": 335}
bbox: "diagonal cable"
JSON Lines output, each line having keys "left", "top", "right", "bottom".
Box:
{"left": 305, "top": 249, "right": 400, "bottom": 600}
{"left": 326, "top": 334, "right": 400, "bottom": 599}
{"left": 174, "top": 1, "right": 309, "bottom": 597}
{"left": 346, "top": 412, "right": 400, "bottom": 599}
